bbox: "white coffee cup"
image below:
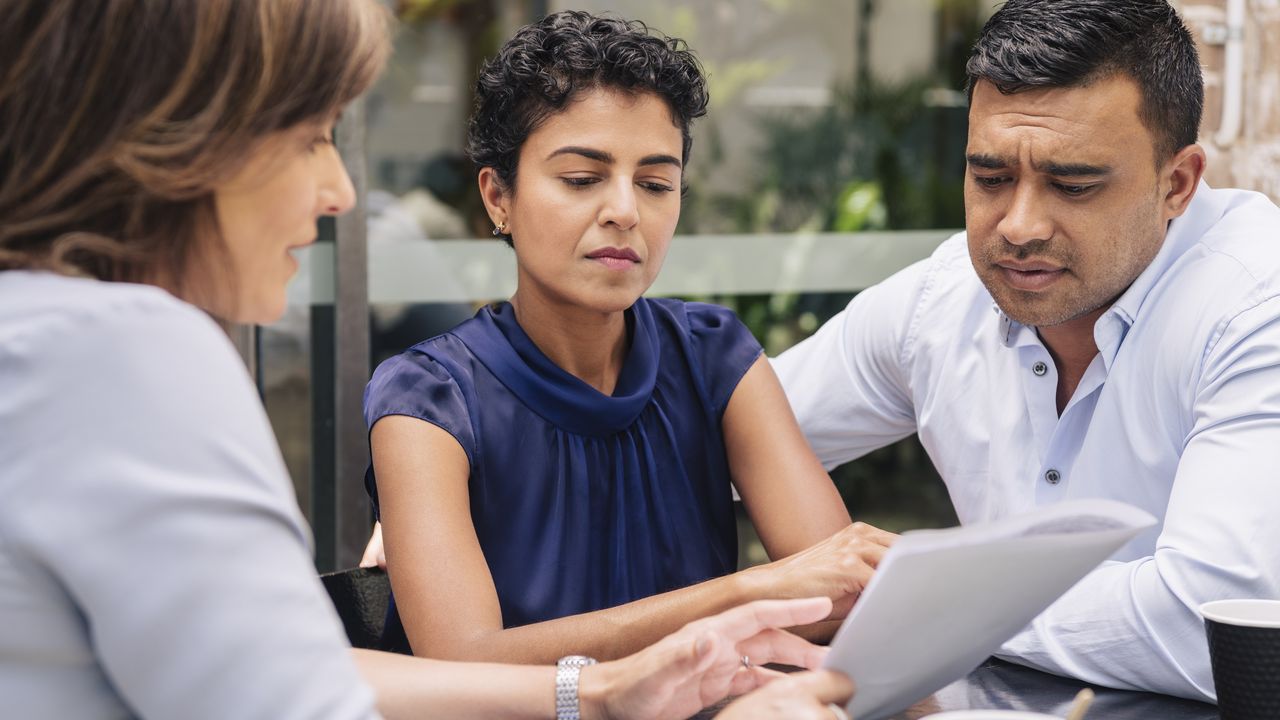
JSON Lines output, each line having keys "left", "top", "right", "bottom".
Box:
{"left": 1200, "top": 598, "right": 1280, "bottom": 628}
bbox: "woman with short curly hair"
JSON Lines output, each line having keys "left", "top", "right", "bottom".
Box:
{"left": 364, "top": 10, "right": 894, "bottom": 667}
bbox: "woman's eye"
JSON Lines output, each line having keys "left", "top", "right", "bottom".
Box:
{"left": 561, "top": 176, "right": 599, "bottom": 187}
{"left": 639, "top": 182, "right": 675, "bottom": 194}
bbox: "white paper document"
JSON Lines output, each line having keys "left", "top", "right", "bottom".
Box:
{"left": 824, "top": 499, "right": 1156, "bottom": 720}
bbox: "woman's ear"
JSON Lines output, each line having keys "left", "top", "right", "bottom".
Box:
{"left": 477, "top": 167, "right": 510, "bottom": 231}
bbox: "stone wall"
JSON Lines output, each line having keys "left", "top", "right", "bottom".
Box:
{"left": 1178, "top": 0, "right": 1280, "bottom": 202}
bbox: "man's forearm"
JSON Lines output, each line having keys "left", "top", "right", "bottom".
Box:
{"left": 996, "top": 559, "right": 1216, "bottom": 701}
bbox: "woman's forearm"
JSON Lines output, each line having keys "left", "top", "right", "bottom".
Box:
{"left": 354, "top": 597, "right": 847, "bottom": 720}
{"left": 408, "top": 519, "right": 894, "bottom": 664}
{"left": 418, "top": 569, "right": 765, "bottom": 664}
{"left": 352, "top": 648, "right": 557, "bottom": 719}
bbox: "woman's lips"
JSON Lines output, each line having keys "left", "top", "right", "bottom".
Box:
{"left": 586, "top": 246, "right": 641, "bottom": 270}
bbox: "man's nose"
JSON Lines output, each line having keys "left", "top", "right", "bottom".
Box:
{"left": 996, "top": 183, "right": 1054, "bottom": 246}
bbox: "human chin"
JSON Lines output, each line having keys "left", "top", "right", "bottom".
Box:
{"left": 241, "top": 287, "right": 289, "bottom": 325}
{"left": 578, "top": 277, "right": 648, "bottom": 314}
{"left": 229, "top": 265, "right": 292, "bottom": 325}
{"left": 987, "top": 281, "right": 1097, "bottom": 328}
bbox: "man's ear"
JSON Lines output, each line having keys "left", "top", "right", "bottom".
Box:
{"left": 1162, "top": 144, "right": 1207, "bottom": 221}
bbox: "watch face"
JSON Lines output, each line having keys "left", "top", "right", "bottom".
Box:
{"left": 558, "top": 655, "right": 598, "bottom": 667}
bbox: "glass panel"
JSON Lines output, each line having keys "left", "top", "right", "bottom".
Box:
{"left": 260, "top": 303, "right": 315, "bottom": 516}
{"left": 254, "top": 0, "right": 1280, "bottom": 576}
{"left": 262, "top": 226, "right": 333, "bottom": 525}
{"left": 260, "top": 0, "right": 1000, "bottom": 568}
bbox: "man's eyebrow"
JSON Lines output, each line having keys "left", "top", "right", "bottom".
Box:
{"left": 966, "top": 153, "right": 1112, "bottom": 177}
{"left": 547, "top": 146, "right": 613, "bottom": 163}
{"left": 1035, "top": 160, "right": 1112, "bottom": 177}
{"left": 638, "top": 154, "right": 682, "bottom": 169}
{"left": 966, "top": 153, "right": 1011, "bottom": 170}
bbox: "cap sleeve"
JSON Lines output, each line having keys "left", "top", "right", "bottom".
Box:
{"left": 362, "top": 349, "right": 476, "bottom": 513}
{"left": 684, "top": 301, "right": 764, "bottom": 417}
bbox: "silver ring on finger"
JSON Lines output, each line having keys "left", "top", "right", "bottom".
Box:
{"left": 740, "top": 654, "right": 751, "bottom": 670}
{"left": 827, "top": 702, "right": 851, "bottom": 720}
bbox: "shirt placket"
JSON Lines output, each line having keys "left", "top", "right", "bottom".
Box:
{"left": 1018, "top": 343, "right": 1109, "bottom": 505}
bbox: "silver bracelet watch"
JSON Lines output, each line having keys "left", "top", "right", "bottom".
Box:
{"left": 555, "top": 655, "right": 598, "bottom": 720}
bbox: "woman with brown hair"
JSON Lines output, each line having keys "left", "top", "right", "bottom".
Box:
{"left": 0, "top": 1, "right": 853, "bottom": 718}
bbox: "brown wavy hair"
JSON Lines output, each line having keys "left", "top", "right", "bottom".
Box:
{"left": 0, "top": 0, "right": 390, "bottom": 291}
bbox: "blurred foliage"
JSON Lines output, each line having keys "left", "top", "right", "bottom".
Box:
{"left": 673, "top": 2, "right": 981, "bottom": 539}
{"left": 394, "top": 0, "right": 472, "bottom": 24}
{"left": 681, "top": 70, "right": 968, "bottom": 358}
{"left": 680, "top": 75, "right": 966, "bottom": 236}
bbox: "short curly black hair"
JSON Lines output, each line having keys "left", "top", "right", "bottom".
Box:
{"left": 466, "top": 10, "right": 708, "bottom": 237}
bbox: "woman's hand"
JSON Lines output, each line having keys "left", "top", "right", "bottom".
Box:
{"left": 359, "top": 522, "right": 386, "bottom": 569}
{"left": 717, "top": 671, "right": 855, "bottom": 720}
{"left": 747, "top": 522, "right": 898, "bottom": 619}
{"left": 720, "top": 356, "right": 896, "bottom": 631}
{"left": 579, "top": 597, "right": 849, "bottom": 720}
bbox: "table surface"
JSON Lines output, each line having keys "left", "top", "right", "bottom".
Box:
{"left": 882, "top": 658, "right": 1218, "bottom": 719}
{"left": 701, "top": 658, "right": 1219, "bottom": 719}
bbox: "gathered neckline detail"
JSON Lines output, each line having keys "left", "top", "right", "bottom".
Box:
{"left": 450, "top": 299, "right": 659, "bottom": 437}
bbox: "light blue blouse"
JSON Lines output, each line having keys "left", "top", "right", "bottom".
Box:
{"left": 0, "top": 272, "right": 378, "bottom": 719}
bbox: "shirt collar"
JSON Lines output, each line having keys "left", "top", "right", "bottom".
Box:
{"left": 1107, "top": 181, "right": 1225, "bottom": 330}
{"left": 996, "top": 306, "right": 1040, "bottom": 349}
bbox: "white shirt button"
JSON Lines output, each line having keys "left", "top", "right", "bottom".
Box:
{"left": 1045, "top": 468, "right": 1062, "bottom": 485}
{"left": 1033, "top": 361, "right": 1048, "bottom": 376}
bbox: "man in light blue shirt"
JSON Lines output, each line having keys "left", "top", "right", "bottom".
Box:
{"left": 775, "top": 0, "right": 1280, "bottom": 703}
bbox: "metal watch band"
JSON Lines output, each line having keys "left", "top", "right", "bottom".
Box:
{"left": 555, "top": 655, "right": 598, "bottom": 720}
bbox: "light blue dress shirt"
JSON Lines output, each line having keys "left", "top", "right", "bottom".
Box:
{"left": 775, "top": 184, "right": 1280, "bottom": 702}
{"left": 0, "top": 272, "right": 379, "bottom": 719}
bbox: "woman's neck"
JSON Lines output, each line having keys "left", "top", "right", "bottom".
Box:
{"left": 508, "top": 288, "right": 629, "bottom": 396}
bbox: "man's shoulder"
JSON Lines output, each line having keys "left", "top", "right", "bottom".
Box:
{"left": 920, "top": 231, "right": 986, "bottom": 290}
{"left": 1131, "top": 188, "right": 1280, "bottom": 372}
{"left": 1159, "top": 187, "right": 1280, "bottom": 320}
{"left": 900, "top": 231, "right": 997, "bottom": 327}
{"left": 831, "top": 231, "right": 1001, "bottom": 370}
{"left": 1192, "top": 187, "right": 1280, "bottom": 280}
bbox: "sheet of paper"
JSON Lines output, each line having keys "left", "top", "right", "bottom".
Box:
{"left": 823, "top": 498, "right": 1156, "bottom": 720}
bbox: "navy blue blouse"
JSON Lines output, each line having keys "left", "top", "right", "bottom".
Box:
{"left": 363, "top": 297, "right": 762, "bottom": 631}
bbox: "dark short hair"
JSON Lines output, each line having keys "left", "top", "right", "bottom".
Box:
{"left": 466, "top": 10, "right": 708, "bottom": 238}
{"left": 965, "top": 0, "right": 1202, "bottom": 160}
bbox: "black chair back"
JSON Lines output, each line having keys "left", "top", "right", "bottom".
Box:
{"left": 319, "top": 567, "right": 392, "bottom": 650}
